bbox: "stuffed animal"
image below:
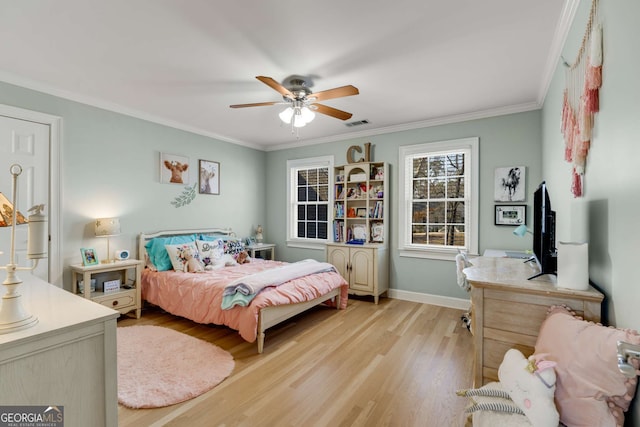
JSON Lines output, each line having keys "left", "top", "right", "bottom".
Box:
{"left": 458, "top": 349, "right": 558, "bottom": 427}
{"left": 181, "top": 246, "right": 204, "bottom": 273}
{"left": 235, "top": 250, "right": 250, "bottom": 264}
{"left": 498, "top": 349, "right": 559, "bottom": 427}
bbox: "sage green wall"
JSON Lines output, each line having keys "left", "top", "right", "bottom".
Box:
{"left": 541, "top": 1, "right": 640, "bottom": 422}
{"left": 542, "top": 0, "right": 639, "bottom": 330}
{"left": 0, "top": 81, "right": 266, "bottom": 289}
{"left": 266, "top": 110, "right": 542, "bottom": 299}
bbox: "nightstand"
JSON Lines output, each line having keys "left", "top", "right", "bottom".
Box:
{"left": 246, "top": 243, "right": 275, "bottom": 260}
{"left": 70, "top": 259, "right": 144, "bottom": 318}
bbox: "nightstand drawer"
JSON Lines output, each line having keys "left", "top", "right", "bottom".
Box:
{"left": 93, "top": 291, "right": 135, "bottom": 310}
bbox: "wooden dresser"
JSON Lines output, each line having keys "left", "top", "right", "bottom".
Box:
{"left": 464, "top": 256, "right": 604, "bottom": 387}
{"left": 0, "top": 275, "right": 119, "bottom": 427}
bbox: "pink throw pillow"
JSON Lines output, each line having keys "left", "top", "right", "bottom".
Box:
{"left": 535, "top": 305, "right": 640, "bottom": 427}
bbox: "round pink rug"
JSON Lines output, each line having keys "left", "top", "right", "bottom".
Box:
{"left": 117, "top": 325, "right": 234, "bottom": 408}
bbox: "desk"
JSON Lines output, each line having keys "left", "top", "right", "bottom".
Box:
{"left": 464, "top": 256, "right": 604, "bottom": 387}
{"left": 246, "top": 243, "right": 275, "bottom": 260}
{"left": 483, "top": 248, "right": 532, "bottom": 259}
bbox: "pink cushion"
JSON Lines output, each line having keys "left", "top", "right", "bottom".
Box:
{"left": 535, "top": 305, "right": 640, "bottom": 427}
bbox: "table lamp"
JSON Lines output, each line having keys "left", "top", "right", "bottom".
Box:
{"left": 513, "top": 224, "right": 532, "bottom": 237}
{"left": 95, "top": 217, "right": 120, "bottom": 263}
{"left": 0, "top": 164, "right": 48, "bottom": 333}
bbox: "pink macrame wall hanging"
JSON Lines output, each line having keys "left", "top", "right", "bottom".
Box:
{"left": 561, "top": 0, "right": 603, "bottom": 198}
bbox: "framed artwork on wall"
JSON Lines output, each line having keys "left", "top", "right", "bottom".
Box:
{"left": 160, "top": 152, "right": 190, "bottom": 185}
{"left": 199, "top": 160, "right": 220, "bottom": 195}
{"left": 494, "top": 166, "right": 525, "bottom": 202}
{"left": 495, "top": 205, "right": 526, "bottom": 226}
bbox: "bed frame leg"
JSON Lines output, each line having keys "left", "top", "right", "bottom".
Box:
{"left": 257, "top": 332, "right": 265, "bottom": 354}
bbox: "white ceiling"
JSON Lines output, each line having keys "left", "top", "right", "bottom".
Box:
{"left": 0, "top": 1, "right": 573, "bottom": 151}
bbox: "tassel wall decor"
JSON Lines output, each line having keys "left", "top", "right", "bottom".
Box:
{"left": 561, "top": 0, "right": 602, "bottom": 197}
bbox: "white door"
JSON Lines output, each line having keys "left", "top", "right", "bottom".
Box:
{"left": 0, "top": 115, "right": 50, "bottom": 282}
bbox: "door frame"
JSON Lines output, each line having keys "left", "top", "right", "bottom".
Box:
{"left": 0, "top": 104, "right": 62, "bottom": 286}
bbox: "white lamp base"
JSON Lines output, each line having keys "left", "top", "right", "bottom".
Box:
{"left": 0, "top": 282, "right": 39, "bottom": 334}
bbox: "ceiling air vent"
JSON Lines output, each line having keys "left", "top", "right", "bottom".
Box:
{"left": 345, "top": 119, "right": 370, "bottom": 128}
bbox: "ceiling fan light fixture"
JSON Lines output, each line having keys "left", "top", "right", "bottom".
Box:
{"left": 300, "top": 106, "right": 315, "bottom": 124}
{"left": 292, "top": 106, "right": 315, "bottom": 128}
{"left": 279, "top": 107, "right": 294, "bottom": 124}
{"left": 293, "top": 112, "right": 306, "bottom": 128}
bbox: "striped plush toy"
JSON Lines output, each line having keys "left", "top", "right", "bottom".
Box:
{"left": 458, "top": 349, "right": 559, "bottom": 427}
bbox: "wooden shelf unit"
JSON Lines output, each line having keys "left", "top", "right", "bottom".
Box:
{"left": 328, "top": 162, "right": 389, "bottom": 303}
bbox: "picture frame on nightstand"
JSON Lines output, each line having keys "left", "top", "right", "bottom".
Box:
{"left": 81, "top": 248, "right": 99, "bottom": 266}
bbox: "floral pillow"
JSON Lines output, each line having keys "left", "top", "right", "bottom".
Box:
{"left": 164, "top": 242, "right": 200, "bottom": 272}
{"left": 195, "top": 239, "right": 224, "bottom": 266}
{"left": 535, "top": 305, "right": 640, "bottom": 427}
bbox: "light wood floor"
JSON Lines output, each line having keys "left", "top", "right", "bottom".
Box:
{"left": 117, "top": 297, "right": 474, "bottom": 427}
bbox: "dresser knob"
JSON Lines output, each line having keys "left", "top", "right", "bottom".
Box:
{"left": 112, "top": 301, "right": 118, "bottom": 307}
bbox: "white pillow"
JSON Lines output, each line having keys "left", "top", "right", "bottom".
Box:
{"left": 195, "top": 239, "right": 224, "bottom": 266}
{"left": 164, "top": 242, "right": 200, "bottom": 272}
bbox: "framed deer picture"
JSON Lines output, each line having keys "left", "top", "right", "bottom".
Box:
{"left": 160, "top": 152, "right": 190, "bottom": 185}
{"left": 494, "top": 166, "right": 525, "bottom": 202}
{"left": 199, "top": 159, "right": 220, "bottom": 195}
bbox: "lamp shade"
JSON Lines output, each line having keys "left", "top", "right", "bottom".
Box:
{"left": 95, "top": 217, "right": 121, "bottom": 237}
{"left": 0, "top": 192, "right": 28, "bottom": 227}
{"left": 279, "top": 107, "right": 294, "bottom": 123}
{"left": 513, "top": 224, "right": 529, "bottom": 237}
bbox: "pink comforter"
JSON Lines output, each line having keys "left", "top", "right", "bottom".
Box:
{"left": 141, "top": 259, "right": 348, "bottom": 342}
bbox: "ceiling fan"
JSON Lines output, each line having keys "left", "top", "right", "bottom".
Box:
{"left": 230, "top": 75, "right": 359, "bottom": 129}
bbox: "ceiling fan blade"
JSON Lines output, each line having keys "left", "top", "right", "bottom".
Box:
{"left": 256, "top": 76, "right": 294, "bottom": 99}
{"left": 311, "top": 103, "right": 353, "bottom": 121}
{"left": 230, "top": 101, "right": 280, "bottom": 108}
{"left": 308, "top": 85, "right": 359, "bottom": 102}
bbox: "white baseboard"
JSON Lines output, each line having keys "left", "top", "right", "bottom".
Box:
{"left": 387, "top": 289, "right": 471, "bottom": 311}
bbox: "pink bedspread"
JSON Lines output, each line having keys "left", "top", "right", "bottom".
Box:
{"left": 141, "top": 259, "right": 348, "bottom": 342}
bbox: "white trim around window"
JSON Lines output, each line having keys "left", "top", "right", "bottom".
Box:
{"left": 398, "top": 137, "right": 479, "bottom": 260}
{"left": 286, "top": 155, "right": 334, "bottom": 250}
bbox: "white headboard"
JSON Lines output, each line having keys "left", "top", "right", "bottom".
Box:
{"left": 137, "top": 227, "right": 235, "bottom": 263}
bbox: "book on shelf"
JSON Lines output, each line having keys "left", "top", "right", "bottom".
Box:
{"left": 372, "top": 201, "right": 383, "bottom": 219}
{"left": 333, "top": 220, "right": 344, "bottom": 242}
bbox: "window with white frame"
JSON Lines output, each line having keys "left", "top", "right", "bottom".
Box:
{"left": 398, "top": 137, "right": 479, "bottom": 259}
{"left": 286, "top": 156, "right": 333, "bottom": 248}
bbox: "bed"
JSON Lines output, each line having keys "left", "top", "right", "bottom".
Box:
{"left": 137, "top": 228, "right": 348, "bottom": 353}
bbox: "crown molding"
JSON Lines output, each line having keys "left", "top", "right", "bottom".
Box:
{"left": 0, "top": 71, "right": 263, "bottom": 151}
{"left": 537, "top": 0, "right": 581, "bottom": 106}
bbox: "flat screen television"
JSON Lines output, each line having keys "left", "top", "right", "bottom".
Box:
{"left": 530, "top": 181, "right": 557, "bottom": 279}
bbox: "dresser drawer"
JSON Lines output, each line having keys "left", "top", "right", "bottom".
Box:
{"left": 483, "top": 298, "right": 549, "bottom": 336}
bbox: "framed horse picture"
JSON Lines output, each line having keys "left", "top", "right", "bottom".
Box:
{"left": 494, "top": 166, "right": 525, "bottom": 202}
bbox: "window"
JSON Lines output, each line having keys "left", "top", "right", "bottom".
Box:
{"left": 398, "top": 137, "right": 478, "bottom": 259}
{"left": 287, "top": 156, "right": 333, "bottom": 248}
